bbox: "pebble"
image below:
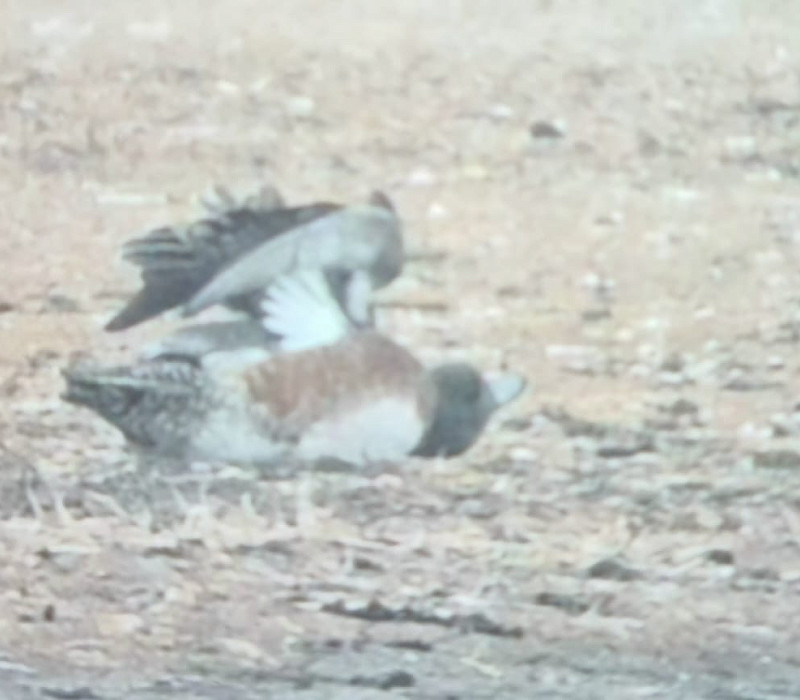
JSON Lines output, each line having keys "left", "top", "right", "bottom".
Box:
{"left": 407, "top": 167, "right": 437, "bottom": 187}
{"left": 286, "top": 96, "right": 315, "bottom": 118}
{"left": 530, "top": 119, "right": 566, "bottom": 139}
{"left": 427, "top": 202, "right": 448, "bottom": 220}
{"left": 43, "top": 293, "right": 81, "bottom": 313}
{"left": 487, "top": 103, "right": 514, "bottom": 120}
{"left": 95, "top": 612, "right": 145, "bottom": 637}
{"left": 753, "top": 449, "right": 800, "bottom": 469}
{"left": 212, "top": 637, "right": 266, "bottom": 662}
{"left": 462, "top": 164, "right": 488, "bottom": 180}
{"left": 587, "top": 557, "right": 643, "bottom": 582}
{"left": 706, "top": 549, "right": 735, "bottom": 565}
{"left": 216, "top": 80, "right": 241, "bottom": 95}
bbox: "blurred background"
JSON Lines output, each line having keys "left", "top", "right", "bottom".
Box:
{"left": 1, "top": 1, "right": 800, "bottom": 697}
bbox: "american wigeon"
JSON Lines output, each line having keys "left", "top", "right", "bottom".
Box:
{"left": 105, "top": 189, "right": 402, "bottom": 332}
{"left": 65, "top": 270, "right": 525, "bottom": 467}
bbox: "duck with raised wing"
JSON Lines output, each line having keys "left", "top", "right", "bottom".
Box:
{"left": 105, "top": 188, "right": 401, "bottom": 332}
{"left": 65, "top": 270, "right": 525, "bottom": 468}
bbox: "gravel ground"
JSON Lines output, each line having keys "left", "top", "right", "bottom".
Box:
{"left": 2, "top": 1, "right": 800, "bottom": 697}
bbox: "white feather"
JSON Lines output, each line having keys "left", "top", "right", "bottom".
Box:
{"left": 260, "top": 270, "right": 353, "bottom": 352}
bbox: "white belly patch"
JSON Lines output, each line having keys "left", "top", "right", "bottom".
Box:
{"left": 295, "top": 397, "right": 425, "bottom": 467}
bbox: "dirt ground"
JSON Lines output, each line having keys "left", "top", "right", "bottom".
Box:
{"left": 2, "top": 1, "right": 800, "bottom": 697}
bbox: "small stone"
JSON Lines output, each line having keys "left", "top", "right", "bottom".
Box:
{"left": 496, "top": 285, "right": 522, "bottom": 298}
{"left": 37, "top": 546, "right": 92, "bottom": 573}
{"left": 509, "top": 446, "right": 538, "bottom": 461}
{"left": 487, "top": 103, "right": 514, "bottom": 120}
{"left": 594, "top": 211, "right": 624, "bottom": 226}
{"left": 753, "top": 449, "right": 800, "bottom": 470}
{"left": 638, "top": 131, "right": 661, "bottom": 156}
{"left": 767, "top": 355, "right": 785, "bottom": 370}
{"left": 694, "top": 306, "right": 715, "bottom": 319}
{"left": 530, "top": 120, "right": 566, "bottom": 139}
{"left": 724, "top": 136, "right": 757, "bottom": 158}
{"left": 586, "top": 557, "right": 643, "bottom": 581}
{"left": 748, "top": 567, "right": 780, "bottom": 581}
{"left": 660, "top": 353, "right": 685, "bottom": 373}
{"left": 377, "top": 670, "right": 415, "bottom": 690}
{"left": 96, "top": 612, "right": 145, "bottom": 637}
{"left": 49, "top": 551, "right": 88, "bottom": 574}
{"left": 164, "top": 584, "right": 197, "bottom": 606}
{"left": 596, "top": 430, "right": 655, "bottom": 458}
{"left": 706, "top": 549, "right": 735, "bottom": 565}
{"left": 770, "top": 413, "right": 794, "bottom": 438}
{"left": 44, "top": 293, "right": 81, "bottom": 313}
{"left": 663, "top": 186, "right": 700, "bottom": 203}
{"left": 462, "top": 164, "right": 488, "bottom": 180}
{"left": 212, "top": 637, "right": 265, "bottom": 661}
{"left": 427, "top": 202, "right": 448, "bottom": 220}
{"left": 40, "top": 684, "right": 100, "bottom": 699}
{"left": 581, "top": 307, "right": 612, "bottom": 322}
{"left": 545, "top": 344, "right": 608, "bottom": 375}
{"left": 502, "top": 417, "right": 532, "bottom": 432}
{"left": 780, "top": 569, "right": 800, "bottom": 583}
{"left": 695, "top": 509, "right": 724, "bottom": 531}
{"left": 286, "top": 96, "right": 315, "bottom": 118}
{"left": 407, "top": 168, "right": 437, "bottom": 187}
{"left": 534, "top": 592, "right": 590, "bottom": 615}
{"left": 216, "top": 80, "right": 240, "bottom": 95}
{"left": 456, "top": 497, "right": 498, "bottom": 519}
{"left": 65, "top": 649, "right": 109, "bottom": 667}
{"left": 659, "top": 398, "right": 699, "bottom": 419}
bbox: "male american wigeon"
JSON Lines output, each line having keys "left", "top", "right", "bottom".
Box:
{"left": 65, "top": 270, "right": 525, "bottom": 467}
{"left": 105, "top": 188, "right": 402, "bottom": 332}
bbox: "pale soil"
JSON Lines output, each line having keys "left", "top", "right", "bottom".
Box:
{"left": 2, "top": 1, "right": 800, "bottom": 697}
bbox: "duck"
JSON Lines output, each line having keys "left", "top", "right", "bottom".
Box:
{"left": 64, "top": 269, "right": 525, "bottom": 468}
{"left": 104, "top": 187, "right": 402, "bottom": 332}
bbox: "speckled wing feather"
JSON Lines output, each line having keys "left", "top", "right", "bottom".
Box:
{"left": 61, "top": 360, "right": 207, "bottom": 455}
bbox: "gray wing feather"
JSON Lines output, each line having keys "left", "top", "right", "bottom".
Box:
{"left": 183, "top": 204, "right": 402, "bottom": 317}
{"left": 105, "top": 202, "right": 340, "bottom": 331}
{"left": 141, "top": 320, "right": 278, "bottom": 361}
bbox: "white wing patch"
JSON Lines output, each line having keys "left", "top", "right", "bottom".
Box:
{"left": 260, "top": 270, "right": 354, "bottom": 352}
